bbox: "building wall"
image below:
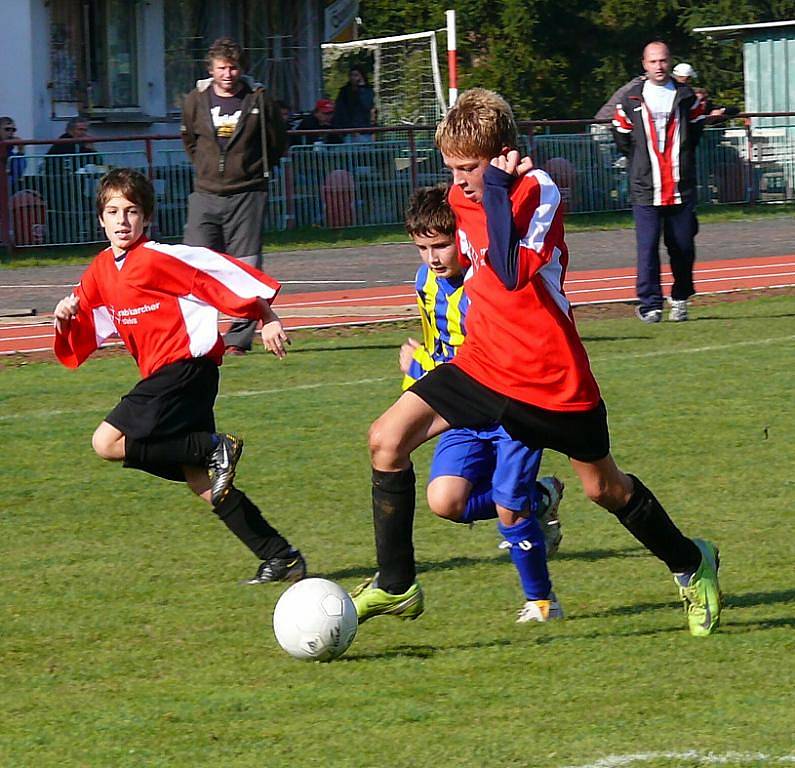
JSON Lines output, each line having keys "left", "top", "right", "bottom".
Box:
{"left": 0, "top": 0, "right": 324, "bottom": 151}
{"left": 744, "top": 28, "right": 795, "bottom": 125}
{"left": 0, "top": 0, "right": 49, "bottom": 144}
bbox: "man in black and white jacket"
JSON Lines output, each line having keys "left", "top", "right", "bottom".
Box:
{"left": 612, "top": 41, "right": 706, "bottom": 323}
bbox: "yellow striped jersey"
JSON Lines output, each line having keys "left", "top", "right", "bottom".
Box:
{"left": 401, "top": 263, "right": 469, "bottom": 390}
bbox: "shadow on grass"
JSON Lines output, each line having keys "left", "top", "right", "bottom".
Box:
{"left": 580, "top": 335, "right": 651, "bottom": 343}
{"left": 691, "top": 312, "right": 795, "bottom": 322}
{"left": 342, "top": 638, "right": 513, "bottom": 662}
{"left": 321, "top": 546, "right": 647, "bottom": 583}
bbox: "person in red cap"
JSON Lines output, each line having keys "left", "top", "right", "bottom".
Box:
{"left": 293, "top": 98, "right": 341, "bottom": 145}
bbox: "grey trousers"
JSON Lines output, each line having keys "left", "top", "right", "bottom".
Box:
{"left": 184, "top": 189, "right": 267, "bottom": 350}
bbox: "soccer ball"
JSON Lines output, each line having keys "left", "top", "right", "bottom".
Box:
{"left": 273, "top": 578, "right": 358, "bottom": 662}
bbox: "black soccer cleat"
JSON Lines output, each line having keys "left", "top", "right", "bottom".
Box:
{"left": 243, "top": 549, "right": 307, "bottom": 585}
{"left": 208, "top": 433, "right": 244, "bottom": 506}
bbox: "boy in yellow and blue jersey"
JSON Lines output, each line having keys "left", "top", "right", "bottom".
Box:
{"left": 391, "top": 186, "right": 564, "bottom": 622}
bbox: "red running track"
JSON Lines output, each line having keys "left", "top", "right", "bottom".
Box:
{"left": 2, "top": 255, "right": 794, "bottom": 356}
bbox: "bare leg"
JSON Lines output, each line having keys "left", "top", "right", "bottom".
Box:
{"left": 568, "top": 453, "right": 633, "bottom": 511}
{"left": 369, "top": 391, "right": 451, "bottom": 471}
{"left": 92, "top": 421, "right": 126, "bottom": 461}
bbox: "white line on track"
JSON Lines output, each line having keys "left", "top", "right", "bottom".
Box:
{"left": 562, "top": 750, "right": 795, "bottom": 767}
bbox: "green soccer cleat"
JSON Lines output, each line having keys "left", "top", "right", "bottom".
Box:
{"left": 349, "top": 573, "right": 424, "bottom": 624}
{"left": 675, "top": 538, "right": 722, "bottom": 637}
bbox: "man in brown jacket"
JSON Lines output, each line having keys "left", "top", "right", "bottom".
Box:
{"left": 181, "top": 37, "right": 286, "bottom": 354}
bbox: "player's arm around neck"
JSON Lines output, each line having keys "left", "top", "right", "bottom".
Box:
{"left": 481, "top": 150, "right": 532, "bottom": 290}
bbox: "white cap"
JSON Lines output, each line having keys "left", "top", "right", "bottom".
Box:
{"left": 672, "top": 63, "right": 697, "bottom": 79}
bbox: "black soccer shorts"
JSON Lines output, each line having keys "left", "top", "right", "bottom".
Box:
{"left": 105, "top": 356, "right": 219, "bottom": 480}
{"left": 409, "top": 363, "right": 610, "bottom": 462}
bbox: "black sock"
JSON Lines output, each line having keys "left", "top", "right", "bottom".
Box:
{"left": 372, "top": 465, "right": 416, "bottom": 594}
{"left": 213, "top": 488, "right": 291, "bottom": 561}
{"left": 126, "top": 432, "right": 216, "bottom": 469}
{"left": 612, "top": 474, "right": 701, "bottom": 573}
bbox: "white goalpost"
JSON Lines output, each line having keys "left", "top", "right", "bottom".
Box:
{"left": 321, "top": 30, "right": 448, "bottom": 126}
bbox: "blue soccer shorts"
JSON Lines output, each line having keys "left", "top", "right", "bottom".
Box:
{"left": 428, "top": 425, "right": 543, "bottom": 512}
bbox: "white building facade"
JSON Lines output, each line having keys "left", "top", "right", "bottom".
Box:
{"left": 1, "top": 0, "right": 327, "bottom": 147}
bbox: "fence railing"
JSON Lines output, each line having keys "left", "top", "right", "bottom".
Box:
{"left": 2, "top": 116, "right": 794, "bottom": 249}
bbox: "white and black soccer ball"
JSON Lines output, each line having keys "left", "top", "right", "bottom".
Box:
{"left": 273, "top": 578, "right": 358, "bottom": 662}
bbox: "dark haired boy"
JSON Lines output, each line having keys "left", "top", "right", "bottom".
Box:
{"left": 355, "top": 186, "right": 565, "bottom": 623}
{"left": 355, "top": 89, "right": 721, "bottom": 637}
{"left": 53, "top": 168, "right": 305, "bottom": 584}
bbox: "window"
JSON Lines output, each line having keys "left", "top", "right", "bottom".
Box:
{"left": 48, "top": 0, "right": 140, "bottom": 112}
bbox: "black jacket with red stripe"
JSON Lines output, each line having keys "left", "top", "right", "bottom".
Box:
{"left": 612, "top": 79, "right": 706, "bottom": 206}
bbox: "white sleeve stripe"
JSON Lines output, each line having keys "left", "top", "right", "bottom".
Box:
{"left": 92, "top": 306, "right": 116, "bottom": 346}
{"left": 612, "top": 124, "right": 632, "bottom": 133}
{"left": 519, "top": 171, "right": 561, "bottom": 253}
{"left": 147, "top": 241, "right": 278, "bottom": 300}
{"left": 178, "top": 295, "right": 221, "bottom": 357}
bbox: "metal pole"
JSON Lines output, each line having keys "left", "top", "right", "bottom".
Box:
{"left": 409, "top": 127, "right": 418, "bottom": 192}
{"left": 0, "top": 143, "right": 14, "bottom": 254}
{"left": 446, "top": 10, "right": 458, "bottom": 107}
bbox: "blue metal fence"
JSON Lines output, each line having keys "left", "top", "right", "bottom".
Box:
{"left": 2, "top": 119, "right": 794, "bottom": 248}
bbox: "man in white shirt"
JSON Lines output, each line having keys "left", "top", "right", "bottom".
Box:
{"left": 612, "top": 42, "right": 706, "bottom": 323}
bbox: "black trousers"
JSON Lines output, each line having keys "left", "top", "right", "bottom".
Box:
{"left": 633, "top": 197, "right": 697, "bottom": 312}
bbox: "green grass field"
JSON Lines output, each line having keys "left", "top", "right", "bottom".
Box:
{"left": 1, "top": 295, "right": 794, "bottom": 767}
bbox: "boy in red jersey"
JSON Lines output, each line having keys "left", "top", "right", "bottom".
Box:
{"left": 53, "top": 168, "right": 305, "bottom": 585}
{"left": 352, "top": 89, "right": 721, "bottom": 637}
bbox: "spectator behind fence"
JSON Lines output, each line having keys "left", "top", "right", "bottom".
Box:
{"left": 694, "top": 87, "right": 741, "bottom": 125}
{"left": 333, "top": 65, "right": 375, "bottom": 142}
{"left": 0, "top": 117, "right": 25, "bottom": 190}
{"left": 293, "top": 99, "right": 342, "bottom": 145}
{"left": 612, "top": 41, "right": 706, "bottom": 324}
{"left": 46, "top": 117, "right": 102, "bottom": 167}
{"left": 180, "top": 36, "right": 287, "bottom": 356}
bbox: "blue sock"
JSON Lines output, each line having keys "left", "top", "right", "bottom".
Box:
{"left": 498, "top": 516, "right": 552, "bottom": 600}
{"left": 458, "top": 482, "right": 498, "bottom": 524}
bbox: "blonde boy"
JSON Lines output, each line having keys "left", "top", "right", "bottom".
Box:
{"left": 353, "top": 90, "right": 721, "bottom": 637}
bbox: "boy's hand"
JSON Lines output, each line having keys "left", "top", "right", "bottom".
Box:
{"left": 399, "top": 337, "right": 421, "bottom": 374}
{"left": 260, "top": 319, "right": 290, "bottom": 359}
{"left": 490, "top": 148, "right": 534, "bottom": 177}
{"left": 53, "top": 293, "right": 79, "bottom": 333}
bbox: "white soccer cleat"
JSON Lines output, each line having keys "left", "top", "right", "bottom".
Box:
{"left": 516, "top": 592, "right": 564, "bottom": 623}
{"left": 668, "top": 298, "right": 689, "bottom": 322}
{"left": 537, "top": 476, "right": 564, "bottom": 558}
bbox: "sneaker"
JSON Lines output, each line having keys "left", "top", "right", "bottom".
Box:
{"left": 516, "top": 592, "right": 564, "bottom": 623}
{"left": 243, "top": 549, "right": 307, "bottom": 585}
{"left": 349, "top": 573, "right": 424, "bottom": 624}
{"left": 208, "top": 433, "right": 244, "bottom": 506}
{"left": 225, "top": 345, "right": 247, "bottom": 356}
{"left": 536, "top": 476, "right": 564, "bottom": 558}
{"left": 675, "top": 539, "right": 722, "bottom": 637}
{"left": 668, "top": 298, "right": 689, "bottom": 322}
{"left": 635, "top": 306, "right": 663, "bottom": 324}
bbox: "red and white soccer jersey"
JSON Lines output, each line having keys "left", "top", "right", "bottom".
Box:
{"left": 449, "top": 170, "right": 601, "bottom": 411}
{"left": 54, "top": 238, "right": 280, "bottom": 377}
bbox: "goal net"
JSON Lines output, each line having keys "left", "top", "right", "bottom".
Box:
{"left": 321, "top": 31, "right": 447, "bottom": 127}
